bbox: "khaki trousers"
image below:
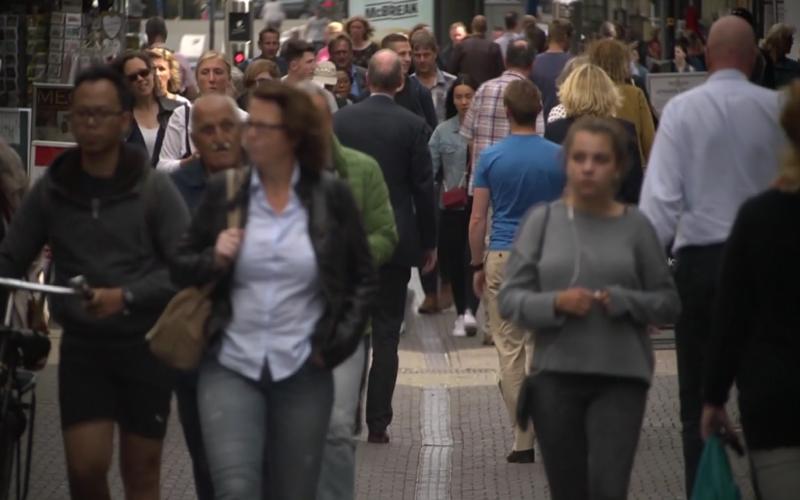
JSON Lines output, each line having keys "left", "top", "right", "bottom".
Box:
{"left": 484, "top": 250, "right": 535, "bottom": 452}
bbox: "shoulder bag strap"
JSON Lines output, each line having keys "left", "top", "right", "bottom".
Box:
{"left": 225, "top": 169, "right": 243, "bottom": 229}
{"left": 535, "top": 203, "right": 551, "bottom": 262}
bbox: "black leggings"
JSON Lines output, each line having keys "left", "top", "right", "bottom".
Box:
{"left": 437, "top": 207, "right": 478, "bottom": 315}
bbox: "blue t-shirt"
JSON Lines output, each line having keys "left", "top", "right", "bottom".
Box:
{"left": 473, "top": 134, "right": 565, "bottom": 250}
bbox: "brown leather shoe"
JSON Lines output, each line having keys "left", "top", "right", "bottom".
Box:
{"left": 437, "top": 284, "right": 454, "bottom": 311}
{"left": 417, "top": 295, "right": 439, "bottom": 314}
{"left": 368, "top": 431, "right": 390, "bottom": 444}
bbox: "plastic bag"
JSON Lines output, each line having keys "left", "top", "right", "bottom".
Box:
{"left": 691, "top": 435, "right": 742, "bottom": 500}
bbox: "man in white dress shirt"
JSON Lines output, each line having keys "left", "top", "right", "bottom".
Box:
{"left": 639, "top": 15, "right": 785, "bottom": 497}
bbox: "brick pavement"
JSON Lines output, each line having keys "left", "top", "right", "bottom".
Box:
{"left": 23, "top": 289, "right": 756, "bottom": 499}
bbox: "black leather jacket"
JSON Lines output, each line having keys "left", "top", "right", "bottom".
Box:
{"left": 170, "top": 167, "right": 377, "bottom": 369}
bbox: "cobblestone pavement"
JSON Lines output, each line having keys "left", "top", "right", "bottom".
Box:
{"left": 24, "top": 279, "right": 755, "bottom": 499}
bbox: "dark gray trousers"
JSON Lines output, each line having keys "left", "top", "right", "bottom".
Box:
{"left": 525, "top": 372, "right": 648, "bottom": 500}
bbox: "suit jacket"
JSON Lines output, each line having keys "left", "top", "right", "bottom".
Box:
{"left": 333, "top": 95, "right": 437, "bottom": 268}
{"left": 447, "top": 35, "right": 505, "bottom": 88}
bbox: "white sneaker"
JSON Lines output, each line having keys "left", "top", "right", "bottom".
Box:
{"left": 452, "top": 316, "right": 467, "bottom": 337}
{"left": 463, "top": 310, "right": 477, "bottom": 329}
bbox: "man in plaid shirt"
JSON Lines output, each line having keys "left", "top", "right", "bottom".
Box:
{"left": 461, "top": 40, "right": 543, "bottom": 194}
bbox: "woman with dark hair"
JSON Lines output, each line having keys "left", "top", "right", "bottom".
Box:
{"left": 345, "top": 16, "right": 378, "bottom": 68}
{"left": 112, "top": 51, "right": 183, "bottom": 166}
{"left": 500, "top": 116, "right": 679, "bottom": 499}
{"left": 670, "top": 38, "right": 696, "bottom": 73}
{"left": 428, "top": 76, "right": 479, "bottom": 336}
{"left": 170, "top": 81, "right": 376, "bottom": 500}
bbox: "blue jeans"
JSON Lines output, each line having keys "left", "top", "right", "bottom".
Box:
{"left": 198, "top": 358, "right": 333, "bottom": 500}
{"left": 317, "top": 337, "right": 368, "bottom": 500}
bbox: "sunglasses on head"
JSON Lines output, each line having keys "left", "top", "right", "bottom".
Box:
{"left": 126, "top": 68, "right": 151, "bottom": 82}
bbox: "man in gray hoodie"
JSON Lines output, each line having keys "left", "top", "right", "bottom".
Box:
{"left": 0, "top": 65, "right": 189, "bottom": 500}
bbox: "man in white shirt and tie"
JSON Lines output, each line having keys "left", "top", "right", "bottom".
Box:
{"left": 639, "top": 15, "right": 785, "bottom": 498}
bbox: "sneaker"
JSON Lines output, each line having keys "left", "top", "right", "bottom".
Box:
{"left": 452, "top": 316, "right": 467, "bottom": 337}
{"left": 463, "top": 309, "right": 478, "bottom": 336}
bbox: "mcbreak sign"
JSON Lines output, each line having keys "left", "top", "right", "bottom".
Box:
{"left": 349, "top": 0, "right": 433, "bottom": 36}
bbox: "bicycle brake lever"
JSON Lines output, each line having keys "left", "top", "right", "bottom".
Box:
{"left": 68, "top": 275, "right": 94, "bottom": 300}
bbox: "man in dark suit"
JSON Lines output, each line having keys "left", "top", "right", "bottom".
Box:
{"left": 334, "top": 50, "right": 437, "bottom": 444}
{"left": 448, "top": 15, "right": 505, "bottom": 87}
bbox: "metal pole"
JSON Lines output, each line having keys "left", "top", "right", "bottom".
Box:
{"left": 209, "top": 0, "right": 216, "bottom": 51}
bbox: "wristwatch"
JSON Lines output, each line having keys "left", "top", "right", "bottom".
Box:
{"left": 469, "top": 262, "right": 484, "bottom": 271}
{"left": 122, "top": 288, "right": 134, "bottom": 315}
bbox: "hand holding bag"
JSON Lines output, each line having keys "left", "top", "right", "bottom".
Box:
{"left": 691, "top": 435, "right": 742, "bottom": 500}
{"left": 146, "top": 169, "right": 242, "bottom": 371}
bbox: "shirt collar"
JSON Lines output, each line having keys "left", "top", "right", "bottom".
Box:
{"left": 708, "top": 68, "right": 747, "bottom": 82}
{"left": 250, "top": 162, "right": 301, "bottom": 193}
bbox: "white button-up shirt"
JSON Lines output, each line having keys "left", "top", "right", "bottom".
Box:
{"left": 639, "top": 69, "right": 785, "bottom": 252}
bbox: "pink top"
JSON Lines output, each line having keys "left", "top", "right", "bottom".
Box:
{"left": 316, "top": 47, "right": 330, "bottom": 63}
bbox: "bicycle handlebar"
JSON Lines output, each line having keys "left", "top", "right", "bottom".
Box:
{"left": 0, "top": 277, "right": 77, "bottom": 296}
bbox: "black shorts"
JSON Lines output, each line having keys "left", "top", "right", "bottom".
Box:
{"left": 58, "top": 335, "right": 174, "bottom": 440}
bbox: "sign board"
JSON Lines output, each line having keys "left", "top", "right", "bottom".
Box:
{"left": 179, "top": 35, "right": 207, "bottom": 59}
{"left": 0, "top": 108, "right": 32, "bottom": 173}
{"left": 30, "top": 140, "right": 75, "bottom": 186}
{"left": 228, "top": 12, "right": 252, "bottom": 42}
{"left": 646, "top": 72, "right": 708, "bottom": 117}
{"left": 33, "top": 83, "right": 74, "bottom": 142}
{"left": 348, "top": 0, "right": 433, "bottom": 38}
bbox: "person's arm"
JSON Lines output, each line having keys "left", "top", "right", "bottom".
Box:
{"left": 0, "top": 180, "right": 49, "bottom": 279}
{"left": 362, "top": 160, "right": 398, "bottom": 266}
{"left": 428, "top": 126, "right": 443, "bottom": 181}
{"left": 417, "top": 84, "right": 438, "bottom": 133}
{"left": 636, "top": 88, "right": 656, "bottom": 162}
{"left": 409, "top": 123, "right": 437, "bottom": 256}
{"left": 704, "top": 202, "right": 756, "bottom": 407}
{"left": 123, "top": 174, "right": 191, "bottom": 310}
{"left": 468, "top": 187, "right": 489, "bottom": 267}
{"left": 157, "top": 105, "right": 191, "bottom": 172}
{"left": 602, "top": 213, "right": 681, "bottom": 325}
{"left": 490, "top": 42, "right": 505, "bottom": 78}
{"left": 169, "top": 177, "right": 226, "bottom": 287}
{"left": 638, "top": 102, "right": 683, "bottom": 248}
{"left": 497, "top": 205, "right": 565, "bottom": 329}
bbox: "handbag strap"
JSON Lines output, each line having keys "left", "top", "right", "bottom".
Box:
{"left": 225, "top": 169, "right": 243, "bottom": 229}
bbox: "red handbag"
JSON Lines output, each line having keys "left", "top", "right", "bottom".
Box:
{"left": 442, "top": 173, "right": 467, "bottom": 209}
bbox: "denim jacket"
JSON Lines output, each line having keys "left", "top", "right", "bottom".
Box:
{"left": 429, "top": 116, "right": 468, "bottom": 209}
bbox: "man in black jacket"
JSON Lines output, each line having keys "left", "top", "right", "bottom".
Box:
{"left": 0, "top": 66, "right": 189, "bottom": 499}
{"left": 334, "top": 50, "right": 437, "bottom": 444}
{"left": 448, "top": 15, "right": 505, "bottom": 88}
{"left": 382, "top": 33, "right": 438, "bottom": 132}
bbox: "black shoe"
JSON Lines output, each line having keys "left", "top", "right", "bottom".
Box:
{"left": 368, "top": 431, "right": 390, "bottom": 444}
{"left": 506, "top": 449, "right": 535, "bottom": 463}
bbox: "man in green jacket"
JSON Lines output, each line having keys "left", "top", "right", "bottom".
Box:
{"left": 298, "top": 82, "right": 397, "bottom": 500}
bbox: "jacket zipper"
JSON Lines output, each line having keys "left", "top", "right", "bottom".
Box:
{"left": 91, "top": 198, "right": 100, "bottom": 219}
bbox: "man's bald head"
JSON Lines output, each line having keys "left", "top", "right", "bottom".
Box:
{"left": 706, "top": 15, "right": 757, "bottom": 75}
{"left": 190, "top": 94, "right": 243, "bottom": 173}
{"left": 367, "top": 49, "right": 403, "bottom": 95}
{"left": 191, "top": 94, "right": 240, "bottom": 129}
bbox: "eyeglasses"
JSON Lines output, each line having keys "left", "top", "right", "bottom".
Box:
{"left": 126, "top": 68, "right": 151, "bottom": 82}
{"left": 243, "top": 121, "right": 286, "bottom": 133}
{"left": 69, "top": 108, "right": 124, "bottom": 123}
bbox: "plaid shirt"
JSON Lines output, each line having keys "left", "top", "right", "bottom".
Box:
{"left": 460, "top": 70, "right": 544, "bottom": 192}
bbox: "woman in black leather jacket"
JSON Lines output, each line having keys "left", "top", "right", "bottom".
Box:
{"left": 170, "top": 81, "right": 376, "bottom": 500}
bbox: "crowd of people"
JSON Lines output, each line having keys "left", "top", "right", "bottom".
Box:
{"left": 0, "top": 6, "right": 797, "bottom": 500}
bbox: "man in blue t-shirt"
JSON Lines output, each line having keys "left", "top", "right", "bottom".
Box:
{"left": 468, "top": 78, "right": 564, "bottom": 464}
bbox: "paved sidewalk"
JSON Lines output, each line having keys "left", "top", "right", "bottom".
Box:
{"left": 24, "top": 284, "right": 755, "bottom": 499}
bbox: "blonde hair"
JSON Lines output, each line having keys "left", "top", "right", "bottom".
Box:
{"left": 196, "top": 50, "right": 231, "bottom": 78}
{"left": 778, "top": 82, "right": 800, "bottom": 191}
{"left": 763, "top": 23, "right": 795, "bottom": 61}
{"left": 587, "top": 39, "right": 631, "bottom": 84}
{"left": 558, "top": 63, "right": 622, "bottom": 118}
{"left": 147, "top": 47, "right": 182, "bottom": 95}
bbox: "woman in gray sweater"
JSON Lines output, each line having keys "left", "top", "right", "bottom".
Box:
{"left": 498, "top": 117, "right": 680, "bottom": 500}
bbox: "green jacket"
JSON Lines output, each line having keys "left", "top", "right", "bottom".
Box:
{"left": 332, "top": 137, "right": 398, "bottom": 266}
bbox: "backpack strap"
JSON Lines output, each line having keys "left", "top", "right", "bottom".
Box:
{"left": 183, "top": 105, "right": 192, "bottom": 158}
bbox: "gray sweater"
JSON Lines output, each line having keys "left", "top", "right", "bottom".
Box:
{"left": 498, "top": 200, "right": 680, "bottom": 384}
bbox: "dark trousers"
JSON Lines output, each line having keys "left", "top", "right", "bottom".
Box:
{"left": 366, "top": 265, "right": 410, "bottom": 433}
{"left": 439, "top": 208, "right": 478, "bottom": 315}
{"left": 174, "top": 371, "right": 215, "bottom": 500}
{"left": 673, "top": 244, "right": 724, "bottom": 498}
{"left": 526, "top": 373, "right": 648, "bottom": 500}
